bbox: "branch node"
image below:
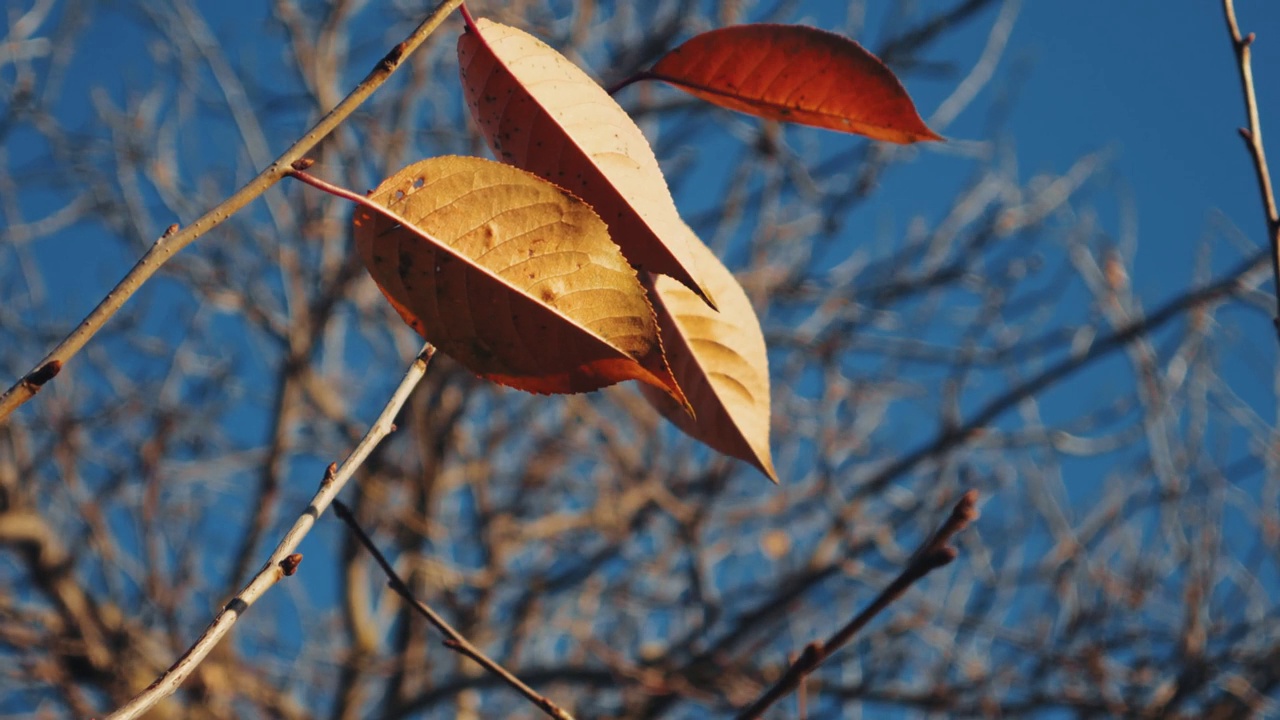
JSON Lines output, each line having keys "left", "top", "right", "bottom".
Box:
{"left": 379, "top": 41, "right": 408, "bottom": 71}
{"left": 291, "top": 158, "right": 316, "bottom": 171}
{"left": 923, "top": 546, "right": 960, "bottom": 571}
{"left": 21, "top": 360, "right": 62, "bottom": 391}
{"left": 279, "top": 553, "right": 304, "bottom": 576}
{"left": 1244, "top": 31, "right": 1256, "bottom": 47}
{"left": 922, "top": 489, "right": 980, "bottom": 558}
{"left": 797, "top": 641, "right": 822, "bottom": 667}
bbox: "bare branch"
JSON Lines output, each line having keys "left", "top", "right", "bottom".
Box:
{"left": 0, "top": 0, "right": 463, "bottom": 423}
{"left": 333, "top": 499, "right": 577, "bottom": 720}
{"left": 104, "top": 344, "right": 436, "bottom": 720}
{"left": 736, "top": 491, "right": 980, "bottom": 720}
{"left": 1222, "top": 0, "right": 1280, "bottom": 337}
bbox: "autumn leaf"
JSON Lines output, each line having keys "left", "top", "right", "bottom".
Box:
{"left": 353, "top": 155, "right": 688, "bottom": 408}
{"left": 635, "top": 24, "right": 942, "bottom": 144}
{"left": 641, "top": 226, "right": 776, "bottom": 482}
{"left": 457, "top": 17, "right": 718, "bottom": 309}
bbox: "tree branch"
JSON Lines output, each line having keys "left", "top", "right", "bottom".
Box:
{"left": 1222, "top": 0, "right": 1280, "bottom": 338}
{"left": 736, "top": 491, "right": 980, "bottom": 720}
{"left": 103, "top": 344, "right": 436, "bottom": 720}
{"left": 333, "top": 498, "right": 578, "bottom": 720}
{"left": 0, "top": 0, "right": 463, "bottom": 424}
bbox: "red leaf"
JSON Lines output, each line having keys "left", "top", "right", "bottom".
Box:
{"left": 645, "top": 24, "right": 942, "bottom": 144}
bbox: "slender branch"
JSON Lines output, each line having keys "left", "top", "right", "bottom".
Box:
{"left": 851, "top": 247, "right": 1266, "bottom": 503}
{"left": 736, "top": 491, "right": 980, "bottom": 720}
{"left": 606, "top": 70, "right": 654, "bottom": 97}
{"left": 332, "top": 500, "right": 577, "bottom": 720}
{"left": 1222, "top": 0, "right": 1280, "bottom": 338}
{"left": 287, "top": 162, "right": 389, "bottom": 208}
{"left": 104, "top": 344, "right": 436, "bottom": 720}
{"left": 0, "top": 0, "right": 464, "bottom": 424}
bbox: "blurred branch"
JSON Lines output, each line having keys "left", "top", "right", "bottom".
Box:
{"left": 1222, "top": 0, "right": 1280, "bottom": 338}
{"left": 0, "top": 511, "right": 113, "bottom": 674}
{"left": 736, "top": 491, "right": 979, "bottom": 720}
{"left": 333, "top": 499, "right": 577, "bottom": 720}
{"left": 0, "top": 0, "right": 463, "bottom": 424}
{"left": 927, "top": 0, "right": 1018, "bottom": 132}
{"left": 853, "top": 247, "right": 1268, "bottom": 501}
{"left": 104, "top": 344, "right": 436, "bottom": 720}
{"left": 877, "top": 0, "right": 1001, "bottom": 67}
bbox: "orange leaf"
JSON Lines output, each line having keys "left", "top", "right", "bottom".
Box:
{"left": 645, "top": 24, "right": 942, "bottom": 144}
{"left": 457, "top": 17, "right": 718, "bottom": 309}
{"left": 641, "top": 227, "right": 776, "bottom": 482}
{"left": 354, "top": 155, "right": 688, "bottom": 408}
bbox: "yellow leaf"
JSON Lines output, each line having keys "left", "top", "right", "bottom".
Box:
{"left": 457, "top": 17, "right": 718, "bottom": 309}
{"left": 354, "top": 155, "right": 687, "bottom": 407}
{"left": 642, "top": 228, "right": 776, "bottom": 482}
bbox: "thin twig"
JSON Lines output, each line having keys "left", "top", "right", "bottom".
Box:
{"left": 736, "top": 491, "right": 980, "bottom": 720}
{"left": 794, "top": 650, "right": 808, "bottom": 720}
{"left": 605, "top": 70, "right": 653, "bottom": 97}
{"left": 104, "top": 344, "right": 436, "bottom": 720}
{"left": 1222, "top": 0, "right": 1280, "bottom": 338}
{"left": 0, "top": 0, "right": 464, "bottom": 424}
{"left": 332, "top": 499, "right": 577, "bottom": 720}
{"left": 287, "top": 163, "right": 393, "bottom": 209}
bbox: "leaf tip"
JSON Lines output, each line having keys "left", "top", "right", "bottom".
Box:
{"left": 758, "top": 455, "right": 780, "bottom": 484}
{"left": 694, "top": 281, "right": 719, "bottom": 312}
{"left": 652, "top": 366, "right": 695, "bottom": 420}
{"left": 915, "top": 125, "right": 946, "bottom": 144}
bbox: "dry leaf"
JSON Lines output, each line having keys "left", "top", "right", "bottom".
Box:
{"left": 642, "top": 227, "right": 776, "bottom": 482}
{"left": 645, "top": 24, "right": 942, "bottom": 143}
{"left": 457, "top": 17, "right": 718, "bottom": 308}
{"left": 354, "top": 155, "right": 687, "bottom": 407}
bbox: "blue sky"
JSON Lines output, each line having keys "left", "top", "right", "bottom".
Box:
{"left": 11, "top": 0, "right": 1279, "bottom": 603}
{"left": 21, "top": 0, "right": 1280, "bottom": 337}
{"left": 1010, "top": 2, "right": 1278, "bottom": 296}
{"left": 10, "top": 0, "right": 1277, "bottom": 562}
{"left": 859, "top": 0, "right": 1280, "bottom": 308}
